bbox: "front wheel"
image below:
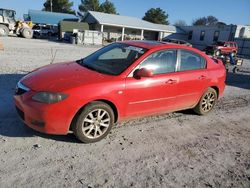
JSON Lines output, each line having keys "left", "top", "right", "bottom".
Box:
{"left": 0, "top": 24, "right": 9, "bottom": 36}
{"left": 21, "top": 28, "right": 33, "bottom": 39}
{"left": 72, "top": 102, "right": 114, "bottom": 143}
{"left": 193, "top": 88, "right": 217, "bottom": 115}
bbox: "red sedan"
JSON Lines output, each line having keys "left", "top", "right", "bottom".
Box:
{"left": 14, "top": 41, "right": 226, "bottom": 143}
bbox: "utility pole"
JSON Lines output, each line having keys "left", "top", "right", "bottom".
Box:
{"left": 50, "top": 0, "right": 53, "bottom": 12}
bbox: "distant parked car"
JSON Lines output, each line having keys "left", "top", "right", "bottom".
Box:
{"left": 14, "top": 41, "right": 226, "bottom": 143}
{"left": 162, "top": 38, "right": 192, "bottom": 47}
{"left": 33, "top": 24, "right": 57, "bottom": 38}
{"left": 205, "top": 41, "right": 238, "bottom": 56}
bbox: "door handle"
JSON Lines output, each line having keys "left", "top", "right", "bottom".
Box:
{"left": 198, "top": 75, "right": 206, "bottom": 80}
{"left": 165, "top": 79, "right": 177, "bottom": 84}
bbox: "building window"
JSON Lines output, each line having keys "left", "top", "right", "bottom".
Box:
{"left": 213, "top": 31, "right": 220, "bottom": 41}
{"left": 229, "top": 33, "right": 235, "bottom": 41}
{"left": 200, "top": 31, "right": 205, "bottom": 41}
{"left": 188, "top": 31, "right": 193, "bottom": 40}
{"left": 239, "top": 27, "right": 245, "bottom": 38}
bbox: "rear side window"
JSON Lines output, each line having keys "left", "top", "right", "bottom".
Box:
{"left": 139, "top": 50, "right": 177, "bottom": 75}
{"left": 179, "top": 50, "right": 206, "bottom": 71}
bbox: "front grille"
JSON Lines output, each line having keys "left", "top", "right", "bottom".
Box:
{"left": 16, "top": 107, "right": 25, "bottom": 121}
{"left": 15, "top": 88, "right": 27, "bottom": 95}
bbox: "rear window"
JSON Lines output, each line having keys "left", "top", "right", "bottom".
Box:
{"left": 213, "top": 41, "right": 225, "bottom": 46}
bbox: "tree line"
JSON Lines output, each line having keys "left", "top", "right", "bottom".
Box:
{"left": 43, "top": 0, "right": 226, "bottom": 26}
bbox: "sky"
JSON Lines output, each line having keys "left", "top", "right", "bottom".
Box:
{"left": 0, "top": 0, "right": 249, "bottom": 25}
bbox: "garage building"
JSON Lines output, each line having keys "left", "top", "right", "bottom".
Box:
{"left": 82, "top": 11, "right": 186, "bottom": 41}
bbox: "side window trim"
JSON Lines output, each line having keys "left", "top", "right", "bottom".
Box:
{"left": 176, "top": 49, "right": 181, "bottom": 72}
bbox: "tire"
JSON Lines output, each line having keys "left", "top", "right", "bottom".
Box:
{"left": 233, "top": 67, "right": 239, "bottom": 74}
{"left": 72, "top": 101, "right": 114, "bottom": 143}
{"left": 215, "top": 50, "right": 221, "bottom": 56}
{"left": 21, "top": 28, "right": 33, "bottom": 39}
{"left": 0, "top": 24, "right": 9, "bottom": 36}
{"left": 193, "top": 88, "right": 217, "bottom": 115}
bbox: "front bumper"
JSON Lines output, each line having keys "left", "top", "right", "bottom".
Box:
{"left": 14, "top": 91, "right": 76, "bottom": 135}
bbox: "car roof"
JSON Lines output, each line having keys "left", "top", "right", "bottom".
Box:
{"left": 121, "top": 40, "right": 185, "bottom": 50}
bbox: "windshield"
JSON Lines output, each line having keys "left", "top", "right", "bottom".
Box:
{"left": 3, "top": 10, "right": 15, "bottom": 18}
{"left": 79, "top": 43, "right": 148, "bottom": 75}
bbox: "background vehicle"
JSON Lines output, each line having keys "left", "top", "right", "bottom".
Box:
{"left": 14, "top": 41, "right": 226, "bottom": 143}
{"left": 218, "top": 54, "right": 244, "bottom": 73}
{"left": 162, "top": 38, "right": 192, "bottom": 46}
{"left": 205, "top": 41, "right": 238, "bottom": 56}
{"left": 33, "top": 24, "right": 57, "bottom": 38}
{"left": 0, "top": 8, "right": 33, "bottom": 38}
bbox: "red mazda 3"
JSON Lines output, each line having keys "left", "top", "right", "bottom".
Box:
{"left": 14, "top": 41, "right": 226, "bottom": 143}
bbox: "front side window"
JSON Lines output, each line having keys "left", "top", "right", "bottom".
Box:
{"left": 138, "top": 50, "right": 177, "bottom": 75}
{"left": 179, "top": 50, "right": 206, "bottom": 71}
{"left": 79, "top": 43, "right": 147, "bottom": 75}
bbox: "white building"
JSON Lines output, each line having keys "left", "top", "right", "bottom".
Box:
{"left": 82, "top": 11, "right": 186, "bottom": 41}
{"left": 235, "top": 25, "right": 250, "bottom": 38}
{"left": 177, "top": 25, "right": 237, "bottom": 50}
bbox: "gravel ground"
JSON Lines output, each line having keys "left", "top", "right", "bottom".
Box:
{"left": 0, "top": 37, "right": 250, "bottom": 188}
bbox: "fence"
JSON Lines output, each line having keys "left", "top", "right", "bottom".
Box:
{"left": 235, "top": 38, "right": 250, "bottom": 58}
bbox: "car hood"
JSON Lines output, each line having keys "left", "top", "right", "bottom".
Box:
{"left": 21, "top": 61, "right": 114, "bottom": 92}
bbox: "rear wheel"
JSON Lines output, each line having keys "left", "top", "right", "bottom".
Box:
{"left": 0, "top": 24, "right": 9, "bottom": 36}
{"left": 72, "top": 102, "right": 114, "bottom": 143}
{"left": 194, "top": 88, "right": 217, "bottom": 115}
{"left": 233, "top": 67, "right": 240, "bottom": 74}
{"left": 21, "top": 28, "right": 33, "bottom": 39}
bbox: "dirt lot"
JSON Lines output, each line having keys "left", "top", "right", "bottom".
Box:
{"left": 0, "top": 37, "right": 250, "bottom": 188}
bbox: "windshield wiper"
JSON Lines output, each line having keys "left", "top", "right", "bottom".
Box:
{"left": 77, "top": 59, "right": 115, "bottom": 75}
{"left": 82, "top": 63, "right": 99, "bottom": 72}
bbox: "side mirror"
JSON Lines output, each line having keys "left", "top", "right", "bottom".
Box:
{"left": 134, "top": 68, "right": 154, "bottom": 78}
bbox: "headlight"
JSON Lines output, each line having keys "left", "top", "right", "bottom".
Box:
{"left": 32, "top": 92, "right": 68, "bottom": 104}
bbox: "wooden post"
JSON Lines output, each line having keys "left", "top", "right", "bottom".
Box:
{"left": 100, "top": 24, "right": 104, "bottom": 32}
{"left": 121, "top": 27, "right": 125, "bottom": 41}
{"left": 0, "top": 40, "right": 4, "bottom": 51}
{"left": 140, "top": 29, "right": 144, "bottom": 40}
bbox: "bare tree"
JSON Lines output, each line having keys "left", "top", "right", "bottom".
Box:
{"left": 192, "top": 15, "right": 219, "bottom": 26}
{"left": 174, "top": 20, "right": 187, "bottom": 26}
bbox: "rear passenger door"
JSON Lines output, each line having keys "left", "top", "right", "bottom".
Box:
{"left": 174, "top": 49, "right": 209, "bottom": 110}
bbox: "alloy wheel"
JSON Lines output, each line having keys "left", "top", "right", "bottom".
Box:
{"left": 82, "top": 109, "right": 111, "bottom": 139}
{"left": 201, "top": 92, "right": 216, "bottom": 112}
